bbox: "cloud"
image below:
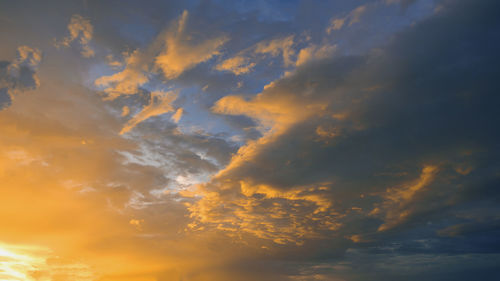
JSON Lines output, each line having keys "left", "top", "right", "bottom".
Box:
{"left": 185, "top": 0, "right": 500, "bottom": 249}
{"left": 0, "top": 45, "right": 42, "bottom": 111}
{"left": 171, "top": 107, "right": 183, "bottom": 123}
{"left": 0, "top": 88, "right": 10, "bottom": 110}
{"left": 0, "top": 242, "right": 95, "bottom": 281}
{"left": 95, "top": 10, "right": 228, "bottom": 100}
{"left": 121, "top": 106, "right": 130, "bottom": 117}
{"left": 0, "top": 45, "right": 239, "bottom": 279}
{"left": 326, "top": 5, "right": 368, "bottom": 33}
{"left": 94, "top": 50, "right": 149, "bottom": 100}
{"left": 56, "top": 14, "right": 94, "bottom": 57}
{"left": 370, "top": 165, "right": 439, "bottom": 231}
{"left": 296, "top": 44, "right": 337, "bottom": 66}
{"left": 155, "top": 10, "right": 228, "bottom": 79}
{"left": 187, "top": 180, "right": 341, "bottom": 245}
{"left": 213, "top": 35, "right": 295, "bottom": 76}
{"left": 120, "top": 90, "right": 178, "bottom": 134}
{"left": 215, "top": 55, "right": 256, "bottom": 75}
{"left": 254, "top": 35, "right": 295, "bottom": 67}
{"left": 2, "top": 0, "right": 500, "bottom": 280}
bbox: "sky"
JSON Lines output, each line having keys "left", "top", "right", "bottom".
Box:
{"left": 0, "top": 0, "right": 499, "bottom": 280}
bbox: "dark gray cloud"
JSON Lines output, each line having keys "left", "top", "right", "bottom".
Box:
{"left": 1, "top": 0, "right": 499, "bottom": 280}
{"left": 0, "top": 46, "right": 41, "bottom": 111}
{"left": 185, "top": 0, "right": 500, "bottom": 278}
{"left": 0, "top": 87, "right": 11, "bottom": 110}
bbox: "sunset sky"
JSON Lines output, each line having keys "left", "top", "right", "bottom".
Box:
{"left": 1, "top": 0, "right": 499, "bottom": 280}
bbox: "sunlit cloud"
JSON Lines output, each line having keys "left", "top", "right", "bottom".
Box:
{"left": 215, "top": 55, "right": 256, "bottom": 75}
{"left": 94, "top": 50, "right": 149, "bottom": 100}
{"left": 0, "top": 242, "right": 94, "bottom": 281}
{"left": 254, "top": 35, "right": 295, "bottom": 67}
{"left": 155, "top": 10, "right": 228, "bottom": 79}
{"left": 0, "top": 45, "right": 41, "bottom": 110}
{"left": 55, "top": 14, "right": 95, "bottom": 57}
{"left": 1, "top": 0, "right": 499, "bottom": 280}
{"left": 326, "top": 5, "right": 368, "bottom": 33}
{"left": 120, "top": 90, "right": 178, "bottom": 134}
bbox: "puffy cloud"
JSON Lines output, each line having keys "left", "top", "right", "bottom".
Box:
{"left": 0, "top": 46, "right": 239, "bottom": 280}
{"left": 94, "top": 50, "right": 149, "bottom": 100}
{"left": 210, "top": 80, "right": 329, "bottom": 177}
{"left": 2, "top": 0, "right": 500, "bottom": 280}
{"left": 185, "top": 0, "right": 500, "bottom": 251}
{"left": 187, "top": 180, "right": 341, "bottom": 245}
{"left": 56, "top": 14, "right": 94, "bottom": 57}
{"left": 95, "top": 10, "right": 228, "bottom": 100}
{"left": 12, "top": 45, "right": 42, "bottom": 69}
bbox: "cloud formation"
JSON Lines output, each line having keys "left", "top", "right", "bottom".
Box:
{"left": 186, "top": 0, "right": 500, "bottom": 254}
{"left": 95, "top": 10, "right": 228, "bottom": 100}
{"left": 326, "top": 5, "right": 367, "bottom": 33}
{"left": 215, "top": 56, "right": 256, "bottom": 75}
{"left": 94, "top": 50, "right": 149, "bottom": 99}
{"left": 254, "top": 35, "right": 295, "bottom": 67}
{"left": 0, "top": 46, "right": 41, "bottom": 110}
{"left": 1, "top": 0, "right": 499, "bottom": 280}
{"left": 120, "top": 90, "right": 178, "bottom": 134}
{"left": 155, "top": 10, "right": 228, "bottom": 79}
{"left": 56, "top": 14, "right": 94, "bottom": 57}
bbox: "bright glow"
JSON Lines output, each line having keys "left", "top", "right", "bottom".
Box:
{"left": 0, "top": 243, "right": 94, "bottom": 281}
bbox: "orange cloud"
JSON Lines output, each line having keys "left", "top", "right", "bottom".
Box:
{"left": 187, "top": 180, "right": 341, "bottom": 245}
{"left": 95, "top": 10, "right": 227, "bottom": 100}
{"left": 94, "top": 50, "right": 149, "bottom": 100}
{"left": 326, "top": 5, "right": 367, "bottom": 33}
{"left": 155, "top": 10, "right": 228, "bottom": 79}
{"left": 254, "top": 35, "right": 295, "bottom": 67}
{"left": 371, "top": 165, "right": 439, "bottom": 231}
{"left": 296, "top": 44, "right": 337, "bottom": 66}
{"left": 56, "top": 14, "right": 94, "bottom": 57}
{"left": 120, "top": 90, "right": 178, "bottom": 134}
{"left": 215, "top": 56, "right": 256, "bottom": 75}
{"left": 171, "top": 107, "right": 184, "bottom": 123}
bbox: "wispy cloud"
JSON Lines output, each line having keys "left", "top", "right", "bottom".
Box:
{"left": 121, "top": 90, "right": 178, "bottom": 134}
